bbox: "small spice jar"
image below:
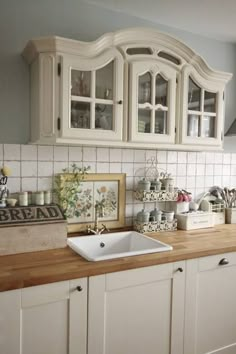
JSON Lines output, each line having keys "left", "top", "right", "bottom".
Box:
{"left": 44, "top": 190, "right": 52, "bottom": 205}
{"left": 19, "top": 192, "right": 28, "bottom": 206}
{"left": 35, "top": 191, "right": 44, "bottom": 205}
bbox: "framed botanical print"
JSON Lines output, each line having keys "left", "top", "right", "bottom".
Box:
{"left": 56, "top": 173, "right": 126, "bottom": 233}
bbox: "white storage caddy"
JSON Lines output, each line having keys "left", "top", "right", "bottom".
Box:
{"left": 176, "top": 211, "right": 214, "bottom": 230}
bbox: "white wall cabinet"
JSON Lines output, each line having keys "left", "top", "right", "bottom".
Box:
{"left": 88, "top": 261, "right": 185, "bottom": 354}
{"left": 184, "top": 252, "right": 236, "bottom": 354}
{"left": 23, "top": 28, "right": 232, "bottom": 150}
{"left": 0, "top": 278, "right": 87, "bottom": 354}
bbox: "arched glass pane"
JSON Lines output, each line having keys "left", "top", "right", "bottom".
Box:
{"left": 188, "top": 77, "right": 201, "bottom": 111}
{"left": 96, "top": 61, "right": 114, "bottom": 100}
{"left": 138, "top": 72, "right": 151, "bottom": 104}
{"left": 71, "top": 70, "right": 91, "bottom": 97}
{"left": 155, "top": 74, "right": 168, "bottom": 106}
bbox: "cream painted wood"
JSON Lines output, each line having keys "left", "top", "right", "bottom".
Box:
{"left": 23, "top": 28, "right": 232, "bottom": 150}
{"left": 20, "top": 278, "right": 87, "bottom": 354}
{"left": 129, "top": 60, "right": 176, "bottom": 144}
{"left": 179, "top": 64, "right": 225, "bottom": 148}
{"left": 184, "top": 253, "right": 236, "bottom": 354}
{"left": 0, "top": 289, "right": 21, "bottom": 354}
{"left": 88, "top": 261, "right": 185, "bottom": 354}
{"left": 61, "top": 48, "right": 124, "bottom": 142}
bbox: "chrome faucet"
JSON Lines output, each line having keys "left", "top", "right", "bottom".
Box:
{"left": 87, "top": 203, "right": 109, "bottom": 235}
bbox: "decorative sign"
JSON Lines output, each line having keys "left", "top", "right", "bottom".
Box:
{"left": 0, "top": 204, "right": 66, "bottom": 226}
{"left": 0, "top": 177, "right": 7, "bottom": 185}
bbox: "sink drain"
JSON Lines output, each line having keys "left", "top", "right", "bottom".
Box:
{"left": 100, "top": 242, "right": 105, "bottom": 248}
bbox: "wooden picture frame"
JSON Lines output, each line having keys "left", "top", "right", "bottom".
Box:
{"left": 56, "top": 173, "right": 126, "bottom": 233}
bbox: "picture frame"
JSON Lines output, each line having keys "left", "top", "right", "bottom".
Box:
{"left": 56, "top": 173, "right": 126, "bottom": 233}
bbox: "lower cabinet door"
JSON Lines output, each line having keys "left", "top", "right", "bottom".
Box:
{"left": 0, "top": 289, "right": 21, "bottom": 354}
{"left": 20, "top": 278, "right": 87, "bottom": 354}
{"left": 88, "top": 262, "right": 185, "bottom": 354}
{"left": 184, "top": 253, "right": 236, "bottom": 354}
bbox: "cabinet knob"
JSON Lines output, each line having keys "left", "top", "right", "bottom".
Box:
{"left": 118, "top": 100, "right": 123, "bottom": 104}
{"left": 177, "top": 267, "right": 184, "bottom": 273}
{"left": 76, "top": 286, "right": 83, "bottom": 292}
{"left": 219, "top": 258, "right": 229, "bottom": 266}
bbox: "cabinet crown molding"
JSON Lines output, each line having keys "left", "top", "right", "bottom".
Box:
{"left": 22, "top": 27, "right": 232, "bottom": 84}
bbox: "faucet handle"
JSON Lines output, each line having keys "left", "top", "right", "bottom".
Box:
{"left": 101, "top": 224, "right": 109, "bottom": 233}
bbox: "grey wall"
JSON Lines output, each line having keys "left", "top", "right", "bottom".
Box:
{"left": 1, "top": 0, "right": 236, "bottom": 148}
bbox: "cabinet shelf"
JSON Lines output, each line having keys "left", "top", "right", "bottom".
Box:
{"left": 134, "top": 189, "right": 178, "bottom": 202}
{"left": 134, "top": 219, "right": 177, "bottom": 233}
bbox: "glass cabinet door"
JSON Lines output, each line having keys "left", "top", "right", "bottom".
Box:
{"left": 130, "top": 61, "right": 176, "bottom": 144}
{"left": 187, "top": 77, "right": 217, "bottom": 139}
{"left": 61, "top": 49, "right": 123, "bottom": 142}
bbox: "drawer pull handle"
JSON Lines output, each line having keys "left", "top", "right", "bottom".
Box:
{"left": 76, "top": 286, "right": 83, "bottom": 292}
{"left": 177, "top": 267, "right": 184, "bottom": 272}
{"left": 219, "top": 258, "right": 229, "bottom": 266}
{"left": 118, "top": 100, "right": 123, "bottom": 104}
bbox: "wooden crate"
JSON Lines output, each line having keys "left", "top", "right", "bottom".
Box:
{"left": 0, "top": 205, "right": 67, "bottom": 256}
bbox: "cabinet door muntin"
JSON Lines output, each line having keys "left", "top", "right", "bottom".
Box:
{"left": 187, "top": 75, "right": 218, "bottom": 139}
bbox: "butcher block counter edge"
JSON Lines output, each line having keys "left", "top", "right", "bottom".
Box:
{"left": 1, "top": 224, "right": 236, "bottom": 292}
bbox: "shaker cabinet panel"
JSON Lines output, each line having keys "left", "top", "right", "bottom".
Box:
{"left": 88, "top": 261, "right": 185, "bottom": 354}
{"left": 184, "top": 255, "right": 236, "bottom": 354}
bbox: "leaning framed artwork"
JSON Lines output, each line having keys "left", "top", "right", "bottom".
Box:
{"left": 56, "top": 173, "right": 126, "bottom": 233}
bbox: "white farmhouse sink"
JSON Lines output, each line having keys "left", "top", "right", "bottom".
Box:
{"left": 67, "top": 231, "right": 173, "bottom": 261}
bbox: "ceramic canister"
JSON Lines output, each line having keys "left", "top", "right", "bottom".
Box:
{"left": 150, "top": 208, "right": 162, "bottom": 222}
{"left": 137, "top": 178, "right": 151, "bottom": 191}
{"left": 151, "top": 178, "right": 162, "bottom": 191}
{"left": 137, "top": 209, "right": 150, "bottom": 223}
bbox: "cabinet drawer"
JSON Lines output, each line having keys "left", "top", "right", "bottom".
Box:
{"left": 198, "top": 252, "right": 236, "bottom": 272}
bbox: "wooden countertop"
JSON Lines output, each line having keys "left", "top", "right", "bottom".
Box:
{"left": 1, "top": 224, "right": 236, "bottom": 292}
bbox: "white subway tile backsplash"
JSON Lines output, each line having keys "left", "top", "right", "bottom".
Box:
{"left": 196, "top": 152, "right": 206, "bottom": 164}
{"left": 3, "top": 144, "right": 236, "bottom": 224}
{"left": 97, "top": 148, "right": 109, "bottom": 162}
{"left": 8, "top": 177, "right": 21, "bottom": 193}
{"left": 122, "top": 149, "right": 134, "bottom": 162}
{"left": 21, "top": 161, "right": 37, "bottom": 177}
{"left": 21, "top": 178, "right": 37, "bottom": 192}
{"left": 4, "top": 161, "right": 20, "bottom": 177}
{"left": 134, "top": 149, "right": 146, "bottom": 162}
{"left": 83, "top": 147, "right": 96, "bottom": 161}
{"left": 109, "top": 163, "right": 122, "bottom": 173}
{"left": 38, "top": 145, "right": 53, "bottom": 161}
{"left": 167, "top": 151, "right": 177, "bottom": 164}
{"left": 21, "top": 145, "right": 37, "bottom": 161}
{"left": 4, "top": 144, "right": 21, "bottom": 160}
{"left": 196, "top": 164, "right": 205, "bottom": 176}
{"left": 110, "top": 148, "right": 122, "bottom": 162}
{"left": 177, "top": 164, "right": 187, "bottom": 177}
{"left": 54, "top": 161, "right": 68, "bottom": 174}
{"left": 97, "top": 162, "right": 109, "bottom": 173}
{"left": 54, "top": 146, "right": 68, "bottom": 161}
{"left": 157, "top": 151, "right": 167, "bottom": 163}
{"left": 205, "top": 152, "right": 214, "bottom": 164}
{"left": 38, "top": 177, "right": 53, "bottom": 190}
{"left": 178, "top": 151, "right": 187, "bottom": 163}
{"left": 187, "top": 164, "right": 196, "bottom": 176}
{"left": 38, "top": 161, "right": 53, "bottom": 177}
{"left": 223, "top": 153, "right": 231, "bottom": 165}
{"left": 205, "top": 164, "right": 214, "bottom": 176}
{"left": 69, "top": 146, "right": 83, "bottom": 161}
{"left": 122, "top": 163, "right": 134, "bottom": 177}
{"left": 223, "top": 165, "right": 231, "bottom": 176}
{"left": 187, "top": 152, "right": 197, "bottom": 164}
